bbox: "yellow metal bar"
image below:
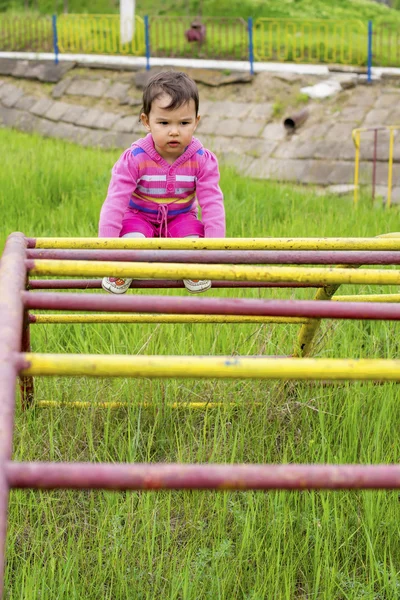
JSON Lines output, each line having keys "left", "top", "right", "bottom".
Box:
{"left": 31, "top": 236, "right": 400, "bottom": 250}
{"left": 387, "top": 128, "right": 395, "bottom": 209}
{"left": 29, "top": 260, "right": 400, "bottom": 285}
{"left": 31, "top": 314, "right": 307, "bottom": 325}
{"left": 353, "top": 129, "right": 361, "bottom": 205}
{"left": 35, "top": 400, "right": 255, "bottom": 409}
{"left": 334, "top": 294, "right": 400, "bottom": 302}
{"left": 20, "top": 354, "right": 400, "bottom": 381}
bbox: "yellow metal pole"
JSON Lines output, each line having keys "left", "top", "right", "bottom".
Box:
{"left": 352, "top": 128, "right": 361, "bottom": 205}
{"left": 387, "top": 128, "right": 395, "bottom": 209}
{"left": 334, "top": 294, "right": 400, "bottom": 303}
{"left": 20, "top": 354, "right": 400, "bottom": 381}
{"left": 32, "top": 237, "right": 400, "bottom": 250}
{"left": 379, "top": 232, "right": 400, "bottom": 238}
{"left": 35, "top": 400, "right": 256, "bottom": 409}
{"left": 28, "top": 260, "right": 400, "bottom": 286}
{"left": 32, "top": 314, "right": 307, "bottom": 325}
{"left": 295, "top": 283, "right": 342, "bottom": 357}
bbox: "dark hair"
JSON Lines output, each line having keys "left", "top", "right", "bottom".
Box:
{"left": 141, "top": 71, "right": 199, "bottom": 117}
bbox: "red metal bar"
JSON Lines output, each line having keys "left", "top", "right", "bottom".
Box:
{"left": 26, "top": 279, "right": 317, "bottom": 290}
{"left": 6, "top": 462, "right": 400, "bottom": 490}
{"left": 0, "top": 232, "right": 28, "bottom": 597}
{"left": 21, "top": 291, "right": 400, "bottom": 321}
{"left": 25, "top": 249, "right": 400, "bottom": 265}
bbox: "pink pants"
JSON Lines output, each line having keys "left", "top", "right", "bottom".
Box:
{"left": 120, "top": 207, "right": 204, "bottom": 238}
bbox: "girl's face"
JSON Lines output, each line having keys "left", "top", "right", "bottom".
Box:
{"left": 141, "top": 94, "right": 200, "bottom": 163}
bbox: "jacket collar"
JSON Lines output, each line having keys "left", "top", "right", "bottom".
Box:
{"left": 134, "top": 133, "right": 203, "bottom": 167}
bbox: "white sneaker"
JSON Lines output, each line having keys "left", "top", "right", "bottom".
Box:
{"left": 183, "top": 279, "right": 212, "bottom": 293}
{"left": 102, "top": 277, "right": 133, "bottom": 294}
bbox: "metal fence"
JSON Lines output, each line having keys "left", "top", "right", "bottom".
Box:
{"left": 373, "top": 21, "right": 400, "bottom": 67}
{"left": 149, "top": 16, "right": 248, "bottom": 61}
{"left": 352, "top": 125, "right": 400, "bottom": 207}
{"left": 2, "top": 13, "right": 400, "bottom": 67}
{"left": 253, "top": 19, "right": 368, "bottom": 65}
{"left": 57, "top": 14, "right": 145, "bottom": 55}
{"left": 0, "top": 14, "right": 53, "bottom": 52}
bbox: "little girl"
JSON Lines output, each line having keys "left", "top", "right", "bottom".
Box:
{"left": 99, "top": 70, "right": 225, "bottom": 294}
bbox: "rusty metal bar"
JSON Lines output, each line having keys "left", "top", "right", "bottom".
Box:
{"left": 0, "top": 232, "right": 28, "bottom": 597}
{"left": 283, "top": 108, "right": 310, "bottom": 131}
{"left": 25, "top": 249, "right": 400, "bottom": 265}
{"left": 21, "top": 291, "right": 400, "bottom": 321}
{"left": 6, "top": 462, "right": 400, "bottom": 490}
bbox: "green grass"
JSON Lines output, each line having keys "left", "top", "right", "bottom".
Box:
{"left": 3, "top": 127, "right": 400, "bottom": 598}
{"left": 2, "top": 0, "right": 398, "bottom": 20}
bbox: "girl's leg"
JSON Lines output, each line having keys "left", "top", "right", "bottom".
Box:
{"left": 182, "top": 235, "right": 211, "bottom": 294}
{"left": 102, "top": 232, "right": 145, "bottom": 294}
{"left": 167, "top": 215, "right": 211, "bottom": 294}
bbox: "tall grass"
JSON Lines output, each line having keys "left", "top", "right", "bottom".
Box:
{"left": 2, "top": 128, "right": 400, "bottom": 598}
{"left": 3, "top": 0, "right": 398, "bottom": 20}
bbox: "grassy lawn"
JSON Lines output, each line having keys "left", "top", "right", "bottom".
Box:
{"left": 2, "top": 128, "right": 400, "bottom": 598}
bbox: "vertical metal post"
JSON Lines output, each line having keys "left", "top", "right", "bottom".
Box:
{"left": 367, "top": 20, "right": 372, "bottom": 83}
{"left": 0, "top": 232, "right": 28, "bottom": 596}
{"left": 19, "top": 313, "right": 34, "bottom": 410}
{"left": 248, "top": 17, "right": 254, "bottom": 76}
{"left": 52, "top": 14, "right": 59, "bottom": 65}
{"left": 387, "top": 128, "right": 395, "bottom": 209}
{"left": 144, "top": 15, "right": 150, "bottom": 71}
{"left": 372, "top": 129, "right": 378, "bottom": 202}
{"left": 353, "top": 129, "right": 361, "bottom": 205}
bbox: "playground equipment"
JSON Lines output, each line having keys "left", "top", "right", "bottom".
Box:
{"left": 2, "top": 232, "right": 400, "bottom": 595}
{"left": 352, "top": 125, "right": 400, "bottom": 207}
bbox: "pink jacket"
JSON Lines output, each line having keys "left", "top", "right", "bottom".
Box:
{"left": 98, "top": 133, "right": 225, "bottom": 238}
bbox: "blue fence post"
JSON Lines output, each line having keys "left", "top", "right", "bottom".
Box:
{"left": 144, "top": 15, "right": 150, "bottom": 71}
{"left": 52, "top": 14, "right": 59, "bottom": 66}
{"left": 367, "top": 20, "right": 372, "bottom": 83}
{"left": 248, "top": 17, "right": 254, "bottom": 76}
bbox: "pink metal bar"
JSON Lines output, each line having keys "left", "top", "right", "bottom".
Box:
{"left": 27, "top": 279, "right": 317, "bottom": 290}
{"left": 6, "top": 462, "right": 400, "bottom": 490}
{"left": 0, "top": 232, "right": 28, "bottom": 597}
{"left": 21, "top": 292, "right": 400, "bottom": 321}
{"left": 26, "top": 249, "right": 400, "bottom": 265}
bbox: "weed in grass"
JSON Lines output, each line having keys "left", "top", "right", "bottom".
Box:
{"left": 294, "top": 92, "right": 309, "bottom": 106}
{"left": 272, "top": 100, "right": 284, "bottom": 119}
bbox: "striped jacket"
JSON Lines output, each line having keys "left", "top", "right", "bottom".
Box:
{"left": 98, "top": 133, "right": 225, "bottom": 238}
